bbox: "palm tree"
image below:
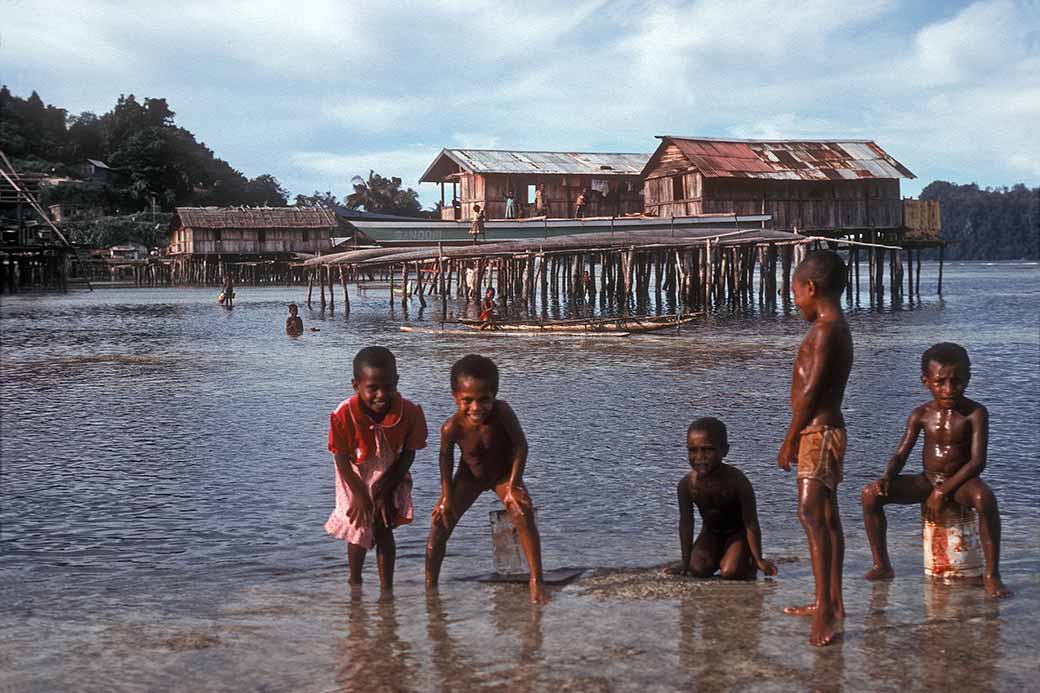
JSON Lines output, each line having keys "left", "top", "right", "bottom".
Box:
{"left": 345, "top": 170, "right": 422, "bottom": 216}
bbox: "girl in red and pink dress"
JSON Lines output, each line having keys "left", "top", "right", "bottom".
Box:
{"left": 325, "top": 346, "right": 427, "bottom": 593}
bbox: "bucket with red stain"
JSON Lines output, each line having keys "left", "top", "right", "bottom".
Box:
{"left": 921, "top": 501, "right": 983, "bottom": 580}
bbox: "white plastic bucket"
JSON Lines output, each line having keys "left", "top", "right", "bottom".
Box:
{"left": 489, "top": 509, "right": 535, "bottom": 575}
{"left": 921, "top": 502, "right": 983, "bottom": 580}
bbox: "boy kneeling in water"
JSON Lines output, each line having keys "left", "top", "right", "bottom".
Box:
{"left": 667, "top": 417, "right": 778, "bottom": 580}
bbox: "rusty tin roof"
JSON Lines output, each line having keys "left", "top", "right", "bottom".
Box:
{"left": 421, "top": 149, "right": 651, "bottom": 182}
{"left": 648, "top": 137, "right": 915, "bottom": 180}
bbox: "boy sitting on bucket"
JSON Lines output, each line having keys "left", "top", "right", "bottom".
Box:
{"left": 861, "top": 342, "right": 1009, "bottom": 597}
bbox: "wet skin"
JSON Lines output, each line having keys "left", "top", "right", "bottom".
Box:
{"left": 334, "top": 365, "right": 416, "bottom": 595}
{"left": 668, "top": 428, "right": 777, "bottom": 580}
{"left": 861, "top": 360, "right": 1010, "bottom": 597}
{"left": 425, "top": 376, "right": 548, "bottom": 604}
{"left": 779, "top": 274, "right": 853, "bottom": 647}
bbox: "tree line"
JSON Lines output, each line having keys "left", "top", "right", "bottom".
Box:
{"left": 0, "top": 87, "right": 427, "bottom": 219}
{"left": 920, "top": 181, "right": 1038, "bottom": 261}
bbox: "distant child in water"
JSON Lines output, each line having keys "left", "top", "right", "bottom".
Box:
{"left": 778, "top": 250, "right": 853, "bottom": 647}
{"left": 479, "top": 288, "right": 496, "bottom": 327}
{"left": 286, "top": 304, "right": 303, "bottom": 336}
{"left": 666, "top": 417, "right": 777, "bottom": 580}
{"left": 861, "top": 342, "right": 1010, "bottom": 597}
{"left": 426, "top": 354, "right": 549, "bottom": 603}
{"left": 325, "top": 347, "right": 428, "bottom": 594}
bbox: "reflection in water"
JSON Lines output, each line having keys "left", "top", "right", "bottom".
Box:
{"left": 424, "top": 588, "right": 545, "bottom": 691}
{"left": 490, "top": 584, "right": 544, "bottom": 682}
{"left": 335, "top": 598, "right": 414, "bottom": 692}
{"left": 425, "top": 593, "right": 483, "bottom": 692}
{"left": 677, "top": 584, "right": 767, "bottom": 688}
{"left": 921, "top": 581, "right": 1000, "bottom": 691}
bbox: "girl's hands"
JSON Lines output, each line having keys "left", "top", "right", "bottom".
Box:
{"left": 347, "top": 491, "right": 373, "bottom": 527}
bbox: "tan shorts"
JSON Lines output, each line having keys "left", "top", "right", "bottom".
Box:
{"left": 796, "top": 425, "right": 846, "bottom": 491}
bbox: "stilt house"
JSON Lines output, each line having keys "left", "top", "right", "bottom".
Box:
{"left": 166, "top": 206, "right": 342, "bottom": 284}
{"left": 640, "top": 137, "right": 915, "bottom": 231}
{"left": 168, "top": 206, "right": 339, "bottom": 256}
{"left": 420, "top": 149, "right": 651, "bottom": 221}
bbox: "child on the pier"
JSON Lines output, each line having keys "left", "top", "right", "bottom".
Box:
{"left": 285, "top": 303, "right": 303, "bottom": 336}
{"left": 861, "top": 342, "right": 1010, "bottom": 597}
{"left": 325, "top": 346, "right": 428, "bottom": 594}
{"left": 778, "top": 249, "right": 853, "bottom": 647}
{"left": 470, "top": 204, "right": 486, "bottom": 243}
{"left": 667, "top": 417, "right": 777, "bottom": 580}
{"left": 426, "top": 354, "right": 549, "bottom": 603}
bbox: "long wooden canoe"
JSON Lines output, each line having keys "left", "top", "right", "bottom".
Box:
{"left": 400, "top": 325, "right": 632, "bottom": 338}
{"left": 456, "top": 312, "right": 701, "bottom": 334}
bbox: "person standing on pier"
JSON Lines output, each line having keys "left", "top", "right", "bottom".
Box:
{"left": 574, "top": 188, "right": 588, "bottom": 219}
{"left": 777, "top": 250, "right": 853, "bottom": 647}
{"left": 504, "top": 190, "right": 517, "bottom": 219}
{"left": 470, "top": 204, "right": 486, "bottom": 244}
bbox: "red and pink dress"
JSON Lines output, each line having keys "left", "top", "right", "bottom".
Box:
{"left": 324, "top": 394, "right": 428, "bottom": 548}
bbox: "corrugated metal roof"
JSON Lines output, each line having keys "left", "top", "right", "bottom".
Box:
{"left": 650, "top": 137, "right": 915, "bottom": 180}
{"left": 173, "top": 206, "right": 339, "bottom": 229}
{"left": 421, "top": 149, "right": 651, "bottom": 182}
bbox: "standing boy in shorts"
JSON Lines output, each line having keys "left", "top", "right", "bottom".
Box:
{"left": 778, "top": 250, "right": 853, "bottom": 647}
{"left": 861, "top": 342, "right": 1010, "bottom": 597}
{"left": 667, "top": 417, "right": 778, "bottom": 580}
{"left": 425, "top": 354, "right": 548, "bottom": 603}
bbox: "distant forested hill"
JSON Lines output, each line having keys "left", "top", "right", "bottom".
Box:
{"left": 0, "top": 87, "right": 288, "bottom": 212}
{"left": 921, "top": 181, "right": 1038, "bottom": 260}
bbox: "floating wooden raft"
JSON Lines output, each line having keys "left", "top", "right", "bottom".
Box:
{"left": 457, "top": 312, "right": 701, "bottom": 333}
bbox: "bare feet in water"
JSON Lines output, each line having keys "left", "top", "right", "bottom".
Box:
{"left": 783, "top": 602, "right": 846, "bottom": 618}
{"left": 810, "top": 608, "right": 840, "bottom": 647}
{"left": 783, "top": 602, "right": 817, "bottom": 617}
{"left": 864, "top": 565, "right": 895, "bottom": 581}
{"left": 530, "top": 579, "right": 551, "bottom": 605}
{"left": 984, "top": 575, "right": 1011, "bottom": 598}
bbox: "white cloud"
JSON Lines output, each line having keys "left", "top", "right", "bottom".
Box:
{"left": 289, "top": 146, "right": 440, "bottom": 187}
{"left": 3, "top": 0, "right": 1038, "bottom": 207}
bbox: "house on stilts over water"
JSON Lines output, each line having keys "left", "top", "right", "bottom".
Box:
{"left": 167, "top": 206, "right": 346, "bottom": 285}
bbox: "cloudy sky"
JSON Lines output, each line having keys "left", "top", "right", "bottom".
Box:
{"left": 3, "top": 0, "right": 1038, "bottom": 207}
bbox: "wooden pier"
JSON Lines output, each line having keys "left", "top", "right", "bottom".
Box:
{"left": 301, "top": 226, "right": 945, "bottom": 317}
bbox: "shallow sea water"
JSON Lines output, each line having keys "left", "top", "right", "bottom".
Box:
{"left": 1, "top": 262, "right": 1038, "bottom": 691}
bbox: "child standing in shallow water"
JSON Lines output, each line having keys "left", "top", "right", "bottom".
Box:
{"left": 425, "top": 354, "right": 549, "bottom": 604}
{"left": 325, "top": 346, "right": 428, "bottom": 594}
{"left": 778, "top": 250, "right": 853, "bottom": 647}
{"left": 861, "top": 342, "right": 1010, "bottom": 597}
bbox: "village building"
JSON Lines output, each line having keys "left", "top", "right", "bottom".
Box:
{"left": 420, "top": 149, "right": 651, "bottom": 221}
{"left": 166, "top": 206, "right": 343, "bottom": 284}
{"left": 640, "top": 137, "right": 915, "bottom": 232}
